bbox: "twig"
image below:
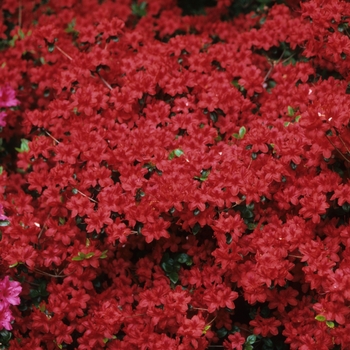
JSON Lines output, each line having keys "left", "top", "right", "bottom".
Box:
{"left": 56, "top": 45, "right": 73, "bottom": 61}
{"left": 326, "top": 134, "right": 350, "bottom": 163}
{"left": 33, "top": 267, "right": 74, "bottom": 278}
{"left": 97, "top": 72, "right": 113, "bottom": 90}
{"left": 44, "top": 130, "right": 60, "bottom": 144}
{"left": 18, "top": 0, "right": 22, "bottom": 28}
{"left": 263, "top": 50, "right": 286, "bottom": 84}
{"left": 75, "top": 188, "right": 98, "bottom": 203}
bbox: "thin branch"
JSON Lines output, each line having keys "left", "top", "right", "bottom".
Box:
{"left": 56, "top": 45, "right": 73, "bottom": 61}
{"left": 263, "top": 50, "right": 286, "bottom": 84}
{"left": 18, "top": 0, "right": 22, "bottom": 28}
{"left": 97, "top": 72, "right": 113, "bottom": 90}
{"left": 75, "top": 189, "right": 98, "bottom": 203}
{"left": 44, "top": 130, "right": 60, "bottom": 144}
{"left": 33, "top": 267, "right": 73, "bottom": 278}
{"left": 334, "top": 128, "right": 350, "bottom": 155}
{"left": 326, "top": 135, "right": 350, "bottom": 163}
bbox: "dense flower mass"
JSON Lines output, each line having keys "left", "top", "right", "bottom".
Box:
{"left": 1, "top": 0, "right": 350, "bottom": 348}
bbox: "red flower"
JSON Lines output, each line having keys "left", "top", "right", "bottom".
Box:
{"left": 177, "top": 314, "right": 206, "bottom": 338}
{"left": 250, "top": 313, "right": 281, "bottom": 337}
{"left": 224, "top": 333, "right": 245, "bottom": 350}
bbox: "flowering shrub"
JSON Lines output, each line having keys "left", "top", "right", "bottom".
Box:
{"left": 1, "top": 0, "right": 350, "bottom": 349}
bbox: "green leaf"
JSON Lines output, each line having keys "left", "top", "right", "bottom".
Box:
{"left": 232, "top": 126, "right": 246, "bottom": 140}
{"left": 169, "top": 148, "right": 184, "bottom": 160}
{"left": 168, "top": 271, "right": 179, "bottom": 284}
{"left": 9, "top": 262, "right": 18, "bottom": 268}
{"left": 194, "top": 169, "right": 211, "bottom": 182}
{"left": 176, "top": 253, "right": 192, "bottom": 265}
{"left": 239, "top": 126, "right": 246, "bottom": 139}
{"left": 284, "top": 121, "right": 290, "bottom": 127}
{"left": 217, "top": 327, "right": 228, "bottom": 338}
{"left": 15, "top": 139, "right": 30, "bottom": 153}
{"left": 47, "top": 43, "right": 55, "bottom": 52}
{"left": 246, "top": 335, "right": 257, "bottom": 345}
{"left": 315, "top": 314, "right": 326, "bottom": 322}
{"left": 287, "top": 106, "right": 295, "bottom": 117}
{"left": 294, "top": 115, "right": 301, "bottom": 122}
{"left": 65, "top": 18, "right": 77, "bottom": 34}
{"left": 202, "top": 324, "right": 211, "bottom": 334}
{"left": 72, "top": 256, "right": 84, "bottom": 261}
{"left": 326, "top": 321, "right": 335, "bottom": 328}
{"left": 85, "top": 252, "right": 95, "bottom": 259}
{"left": 192, "top": 222, "right": 200, "bottom": 235}
{"left": 131, "top": 1, "right": 147, "bottom": 17}
{"left": 0, "top": 220, "right": 10, "bottom": 226}
{"left": 100, "top": 250, "right": 108, "bottom": 259}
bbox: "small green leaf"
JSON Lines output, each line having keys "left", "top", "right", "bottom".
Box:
{"left": 47, "top": 43, "right": 55, "bottom": 52}
{"left": 192, "top": 222, "right": 200, "bottom": 235}
{"left": 169, "top": 148, "right": 184, "bottom": 160}
{"left": 315, "top": 314, "right": 326, "bottom": 322}
{"left": 15, "top": 139, "right": 30, "bottom": 153}
{"left": 176, "top": 253, "right": 192, "bottom": 265}
{"left": 85, "top": 252, "right": 95, "bottom": 259}
{"left": 72, "top": 188, "right": 78, "bottom": 194}
{"left": 131, "top": 2, "right": 147, "bottom": 17}
{"left": 284, "top": 121, "right": 290, "bottom": 127}
{"left": 65, "top": 18, "right": 77, "bottom": 34}
{"left": 294, "top": 115, "right": 301, "bottom": 122}
{"left": 287, "top": 106, "right": 295, "bottom": 116}
{"left": 216, "top": 327, "right": 228, "bottom": 338}
{"left": 100, "top": 250, "right": 108, "bottom": 259}
{"left": 0, "top": 220, "right": 10, "bottom": 226}
{"left": 232, "top": 126, "right": 246, "bottom": 140}
{"left": 72, "top": 256, "right": 84, "bottom": 261}
{"left": 326, "top": 321, "right": 335, "bottom": 328}
{"left": 202, "top": 324, "right": 211, "bottom": 334}
{"left": 246, "top": 334, "right": 256, "bottom": 344}
{"left": 9, "top": 262, "right": 18, "bottom": 268}
{"left": 239, "top": 126, "right": 246, "bottom": 139}
{"left": 168, "top": 271, "right": 179, "bottom": 284}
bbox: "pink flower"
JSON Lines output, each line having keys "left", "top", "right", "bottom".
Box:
{"left": 0, "top": 303, "right": 13, "bottom": 331}
{"left": 0, "top": 111, "right": 6, "bottom": 128}
{"left": 0, "top": 85, "right": 19, "bottom": 108}
{"left": 0, "top": 204, "right": 8, "bottom": 221}
{"left": 0, "top": 276, "right": 22, "bottom": 306}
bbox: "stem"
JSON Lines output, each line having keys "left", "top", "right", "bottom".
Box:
{"left": 263, "top": 50, "right": 286, "bottom": 84}
{"left": 326, "top": 135, "right": 350, "bottom": 163}
{"left": 75, "top": 189, "right": 98, "bottom": 203}
{"left": 18, "top": 0, "right": 22, "bottom": 28}
{"left": 33, "top": 267, "right": 71, "bottom": 278}
{"left": 97, "top": 72, "right": 113, "bottom": 90}
{"left": 44, "top": 130, "right": 60, "bottom": 144}
{"left": 334, "top": 128, "right": 350, "bottom": 155}
{"left": 37, "top": 212, "right": 51, "bottom": 241}
{"left": 56, "top": 45, "right": 73, "bottom": 61}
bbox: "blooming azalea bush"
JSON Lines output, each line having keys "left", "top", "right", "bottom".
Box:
{"left": 1, "top": 0, "right": 350, "bottom": 349}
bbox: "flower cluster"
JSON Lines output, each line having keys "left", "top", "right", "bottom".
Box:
{"left": 0, "top": 85, "right": 19, "bottom": 127}
{"left": 0, "top": 276, "right": 21, "bottom": 331}
{"left": 1, "top": 0, "right": 350, "bottom": 349}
